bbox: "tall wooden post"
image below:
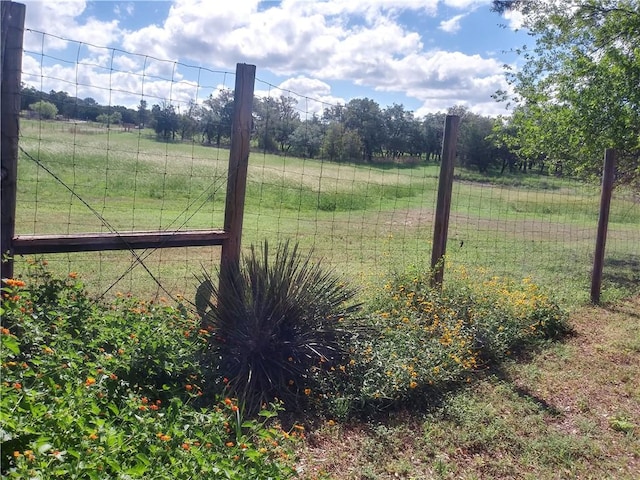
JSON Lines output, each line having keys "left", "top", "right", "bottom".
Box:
{"left": 220, "top": 63, "right": 255, "bottom": 278}
{"left": 591, "top": 148, "right": 616, "bottom": 304}
{"left": 1, "top": 2, "right": 26, "bottom": 281}
{"left": 430, "top": 115, "right": 460, "bottom": 288}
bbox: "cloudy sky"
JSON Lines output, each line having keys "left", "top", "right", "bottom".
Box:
{"left": 18, "top": 0, "right": 527, "bottom": 118}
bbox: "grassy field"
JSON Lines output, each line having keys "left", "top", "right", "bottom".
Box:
{"left": 14, "top": 118, "right": 640, "bottom": 306}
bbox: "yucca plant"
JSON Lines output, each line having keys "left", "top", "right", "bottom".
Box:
{"left": 196, "top": 241, "right": 361, "bottom": 414}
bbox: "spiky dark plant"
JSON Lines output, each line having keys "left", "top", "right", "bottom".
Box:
{"left": 196, "top": 241, "right": 360, "bottom": 414}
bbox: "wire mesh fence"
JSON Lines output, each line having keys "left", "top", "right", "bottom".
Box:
{"left": 8, "top": 28, "right": 640, "bottom": 305}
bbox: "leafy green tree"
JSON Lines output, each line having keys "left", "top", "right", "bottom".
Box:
{"left": 177, "top": 100, "right": 200, "bottom": 141}
{"left": 28, "top": 100, "right": 57, "bottom": 119}
{"left": 492, "top": 0, "right": 640, "bottom": 185}
{"left": 201, "top": 89, "right": 234, "bottom": 147}
{"left": 451, "top": 106, "right": 501, "bottom": 173}
{"left": 96, "top": 111, "right": 122, "bottom": 126}
{"left": 151, "top": 102, "right": 179, "bottom": 140}
{"left": 422, "top": 113, "right": 446, "bottom": 161}
{"left": 137, "top": 100, "right": 150, "bottom": 128}
{"left": 344, "top": 98, "right": 384, "bottom": 162}
{"left": 20, "top": 84, "right": 41, "bottom": 111}
{"left": 382, "top": 103, "right": 413, "bottom": 158}
{"left": 289, "top": 115, "right": 324, "bottom": 158}
{"left": 322, "top": 122, "right": 344, "bottom": 161}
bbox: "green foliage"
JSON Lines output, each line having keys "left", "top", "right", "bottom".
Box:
{"left": 493, "top": 0, "right": 640, "bottom": 187}
{"left": 319, "top": 265, "right": 570, "bottom": 416}
{"left": 0, "top": 264, "right": 299, "bottom": 479}
{"left": 28, "top": 100, "right": 58, "bottom": 120}
{"left": 196, "top": 241, "right": 361, "bottom": 414}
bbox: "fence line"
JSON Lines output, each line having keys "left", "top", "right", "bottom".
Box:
{"left": 2, "top": 14, "right": 638, "bottom": 305}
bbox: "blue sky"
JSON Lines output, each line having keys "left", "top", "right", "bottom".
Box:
{"left": 19, "top": 0, "right": 528, "bottom": 117}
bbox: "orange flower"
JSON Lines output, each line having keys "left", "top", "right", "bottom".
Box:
{"left": 68, "top": 272, "right": 78, "bottom": 279}
{"left": 181, "top": 443, "right": 190, "bottom": 451}
{"left": 109, "top": 373, "right": 118, "bottom": 380}
{"left": 13, "top": 383, "right": 22, "bottom": 390}
{"left": 149, "top": 404, "right": 159, "bottom": 411}
{"left": 224, "top": 398, "right": 232, "bottom": 406}
{"left": 1, "top": 328, "right": 10, "bottom": 336}
{"left": 185, "top": 384, "right": 193, "bottom": 391}
{"left": 159, "top": 434, "right": 171, "bottom": 441}
{"left": 225, "top": 442, "right": 234, "bottom": 447}
{"left": 85, "top": 377, "right": 96, "bottom": 387}
{"left": 4, "top": 278, "right": 26, "bottom": 288}
{"left": 138, "top": 405, "right": 148, "bottom": 411}
{"left": 89, "top": 433, "right": 98, "bottom": 440}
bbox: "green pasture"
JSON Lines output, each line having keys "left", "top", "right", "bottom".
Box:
{"left": 13, "top": 119, "right": 640, "bottom": 306}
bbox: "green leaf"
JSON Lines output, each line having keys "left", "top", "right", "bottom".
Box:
{"left": 1, "top": 335, "right": 20, "bottom": 356}
{"left": 125, "top": 462, "right": 148, "bottom": 476}
{"left": 107, "top": 402, "right": 120, "bottom": 415}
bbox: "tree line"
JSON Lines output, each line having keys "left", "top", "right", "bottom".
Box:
{"left": 21, "top": 84, "right": 530, "bottom": 174}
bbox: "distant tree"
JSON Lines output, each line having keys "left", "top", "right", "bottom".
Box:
{"left": 322, "top": 104, "right": 345, "bottom": 124}
{"left": 342, "top": 129, "right": 363, "bottom": 162}
{"left": 20, "top": 84, "right": 41, "bottom": 111}
{"left": 289, "top": 115, "right": 324, "bottom": 158}
{"left": 29, "top": 100, "right": 58, "bottom": 119}
{"left": 96, "top": 111, "right": 122, "bottom": 127}
{"left": 423, "top": 113, "right": 446, "bottom": 161}
{"left": 201, "top": 89, "right": 234, "bottom": 146}
{"left": 274, "top": 96, "right": 301, "bottom": 152}
{"left": 344, "top": 98, "right": 384, "bottom": 162}
{"left": 322, "top": 123, "right": 344, "bottom": 161}
{"left": 449, "top": 105, "right": 500, "bottom": 173}
{"left": 253, "top": 95, "right": 301, "bottom": 153}
{"left": 138, "top": 100, "right": 150, "bottom": 128}
{"left": 151, "top": 102, "right": 179, "bottom": 139}
{"left": 178, "top": 100, "right": 200, "bottom": 141}
{"left": 382, "top": 103, "right": 413, "bottom": 158}
{"left": 78, "top": 97, "right": 100, "bottom": 121}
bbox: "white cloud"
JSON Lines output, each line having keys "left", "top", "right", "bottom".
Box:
{"left": 503, "top": 10, "right": 525, "bottom": 30}
{"left": 22, "top": 0, "right": 121, "bottom": 51}
{"left": 20, "top": 0, "right": 514, "bottom": 116}
{"left": 443, "top": 0, "right": 490, "bottom": 8}
{"left": 439, "top": 14, "right": 466, "bottom": 33}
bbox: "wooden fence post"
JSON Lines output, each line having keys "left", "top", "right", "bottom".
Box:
{"left": 1, "top": 2, "right": 26, "bottom": 281}
{"left": 591, "top": 148, "right": 616, "bottom": 304}
{"left": 219, "top": 63, "right": 256, "bottom": 279}
{"left": 430, "top": 115, "right": 460, "bottom": 288}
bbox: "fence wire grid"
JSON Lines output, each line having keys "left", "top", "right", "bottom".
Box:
{"left": 13, "top": 29, "right": 640, "bottom": 305}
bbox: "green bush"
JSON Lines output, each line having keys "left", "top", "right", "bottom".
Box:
{"left": 0, "top": 262, "right": 299, "bottom": 479}
{"left": 315, "top": 265, "right": 570, "bottom": 416}
{"left": 196, "top": 241, "right": 362, "bottom": 414}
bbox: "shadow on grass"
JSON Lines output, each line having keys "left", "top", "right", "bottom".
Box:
{"left": 602, "top": 255, "right": 640, "bottom": 293}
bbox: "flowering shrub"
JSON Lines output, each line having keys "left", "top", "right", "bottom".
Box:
{"left": 0, "top": 263, "right": 299, "bottom": 479}
{"left": 313, "top": 266, "right": 570, "bottom": 416}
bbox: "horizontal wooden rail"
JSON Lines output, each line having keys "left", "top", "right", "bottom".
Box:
{"left": 13, "top": 229, "right": 228, "bottom": 254}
